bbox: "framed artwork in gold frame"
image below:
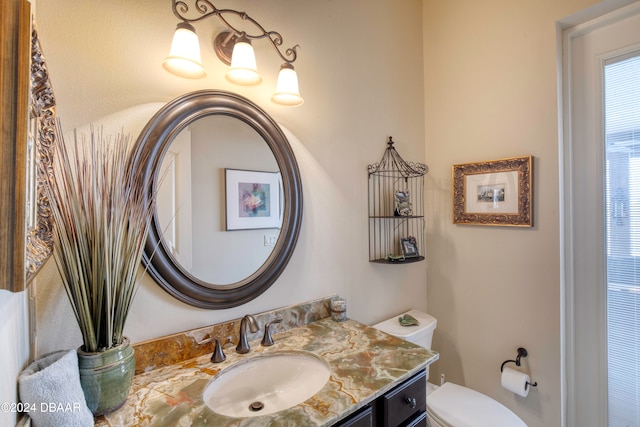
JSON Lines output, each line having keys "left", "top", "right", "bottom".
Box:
{"left": 452, "top": 155, "right": 533, "bottom": 227}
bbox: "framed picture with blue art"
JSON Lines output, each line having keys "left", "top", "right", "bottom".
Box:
{"left": 225, "top": 169, "right": 282, "bottom": 230}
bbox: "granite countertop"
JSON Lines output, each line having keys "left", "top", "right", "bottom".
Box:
{"left": 96, "top": 318, "right": 439, "bottom": 427}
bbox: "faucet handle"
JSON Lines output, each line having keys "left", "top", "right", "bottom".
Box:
{"left": 211, "top": 338, "right": 226, "bottom": 363}
{"left": 261, "top": 318, "right": 283, "bottom": 346}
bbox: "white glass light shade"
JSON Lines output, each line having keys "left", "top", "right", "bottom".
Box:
{"left": 162, "top": 22, "right": 206, "bottom": 79}
{"left": 271, "top": 63, "right": 304, "bottom": 106}
{"left": 226, "top": 37, "right": 262, "bottom": 85}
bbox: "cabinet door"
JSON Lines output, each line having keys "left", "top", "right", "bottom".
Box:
{"left": 379, "top": 370, "right": 426, "bottom": 427}
{"left": 335, "top": 405, "right": 373, "bottom": 427}
{"left": 404, "top": 411, "right": 427, "bottom": 427}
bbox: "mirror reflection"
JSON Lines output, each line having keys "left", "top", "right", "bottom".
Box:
{"left": 156, "top": 115, "right": 281, "bottom": 286}
{"left": 132, "top": 90, "right": 303, "bottom": 309}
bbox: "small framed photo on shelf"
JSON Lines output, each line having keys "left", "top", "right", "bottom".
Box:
{"left": 400, "top": 236, "right": 419, "bottom": 258}
{"left": 394, "top": 189, "right": 412, "bottom": 216}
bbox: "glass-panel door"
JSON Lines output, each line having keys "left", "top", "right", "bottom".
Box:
{"left": 563, "top": 4, "right": 640, "bottom": 425}
{"left": 605, "top": 52, "right": 640, "bottom": 427}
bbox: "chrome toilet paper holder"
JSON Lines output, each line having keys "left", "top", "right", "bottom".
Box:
{"left": 500, "top": 347, "right": 538, "bottom": 389}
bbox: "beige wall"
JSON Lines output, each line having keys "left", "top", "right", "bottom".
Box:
{"left": 33, "top": 0, "right": 427, "bottom": 354}
{"left": 20, "top": 1, "right": 639, "bottom": 426}
{"left": 421, "top": 1, "right": 638, "bottom": 426}
{"left": 188, "top": 117, "right": 279, "bottom": 284}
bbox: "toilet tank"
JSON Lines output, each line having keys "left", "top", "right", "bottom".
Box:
{"left": 372, "top": 309, "right": 437, "bottom": 349}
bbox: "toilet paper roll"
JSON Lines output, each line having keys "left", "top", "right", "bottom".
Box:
{"left": 501, "top": 366, "right": 530, "bottom": 397}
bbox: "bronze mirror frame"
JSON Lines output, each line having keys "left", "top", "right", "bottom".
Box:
{"left": 131, "top": 90, "right": 303, "bottom": 308}
{"left": 1, "top": 1, "right": 55, "bottom": 292}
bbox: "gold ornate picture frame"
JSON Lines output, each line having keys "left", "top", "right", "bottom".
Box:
{"left": 452, "top": 155, "right": 533, "bottom": 227}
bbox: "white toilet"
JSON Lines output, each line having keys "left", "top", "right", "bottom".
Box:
{"left": 373, "top": 310, "right": 527, "bottom": 427}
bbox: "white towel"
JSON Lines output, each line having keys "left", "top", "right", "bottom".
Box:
{"left": 18, "top": 349, "right": 93, "bottom": 427}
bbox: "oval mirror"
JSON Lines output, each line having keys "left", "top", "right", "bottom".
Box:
{"left": 131, "top": 90, "right": 303, "bottom": 308}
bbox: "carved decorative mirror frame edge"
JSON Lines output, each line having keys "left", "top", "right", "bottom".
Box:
{"left": 0, "top": 1, "right": 55, "bottom": 292}
{"left": 131, "top": 90, "right": 303, "bottom": 309}
{"left": 26, "top": 26, "right": 56, "bottom": 284}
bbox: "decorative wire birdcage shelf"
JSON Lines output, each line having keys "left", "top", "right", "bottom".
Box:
{"left": 368, "top": 137, "right": 428, "bottom": 264}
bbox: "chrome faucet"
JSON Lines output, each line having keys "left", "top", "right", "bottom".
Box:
{"left": 236, "top": 315, "right": 259, "bottom": 354}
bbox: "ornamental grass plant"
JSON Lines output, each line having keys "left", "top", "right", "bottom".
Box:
{"left": 44, "top": 123, "right": 153, "bottom": 353}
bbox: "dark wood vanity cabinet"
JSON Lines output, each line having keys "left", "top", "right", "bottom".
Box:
{"left": 378, "top": 370, "right": 427, "bottom": 426}
{"left": 335, "top": 370, "right": 427, "bottom": 427}
{"left": 336, "top": 405, "right": 374, "bottom": 427}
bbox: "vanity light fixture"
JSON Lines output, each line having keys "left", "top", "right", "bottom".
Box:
{"left": 162, "top": 0, "right": 303, "bottom": 106}
{"left": 163, "top": 22, "right": 206, "bottom": 79}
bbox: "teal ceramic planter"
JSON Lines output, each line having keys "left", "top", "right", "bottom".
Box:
{"left": 77, "top": 337, "right": 135, "bottom": 416}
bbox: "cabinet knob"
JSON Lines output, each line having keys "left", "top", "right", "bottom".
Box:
{"left": 405, "top": 397, "right": 417, "bottom": 409}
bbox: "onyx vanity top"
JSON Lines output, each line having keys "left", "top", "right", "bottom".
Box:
{"left": 96, "top": 317, "right": 438, "bottom": 427}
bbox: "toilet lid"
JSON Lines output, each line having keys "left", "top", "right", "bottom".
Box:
{"left": 428, "top": 383, "right": 527, "bottom": 427}
{"left": 372, "top": 309, "right": 436, "bottom": 338}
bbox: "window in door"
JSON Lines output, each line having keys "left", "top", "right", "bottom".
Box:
{"left": 604, "top": 52, "right": 640, "bottom": 427}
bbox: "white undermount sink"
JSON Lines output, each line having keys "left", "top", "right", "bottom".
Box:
{"left": 203, "top": 351, "right": 331, "bottom": 417}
